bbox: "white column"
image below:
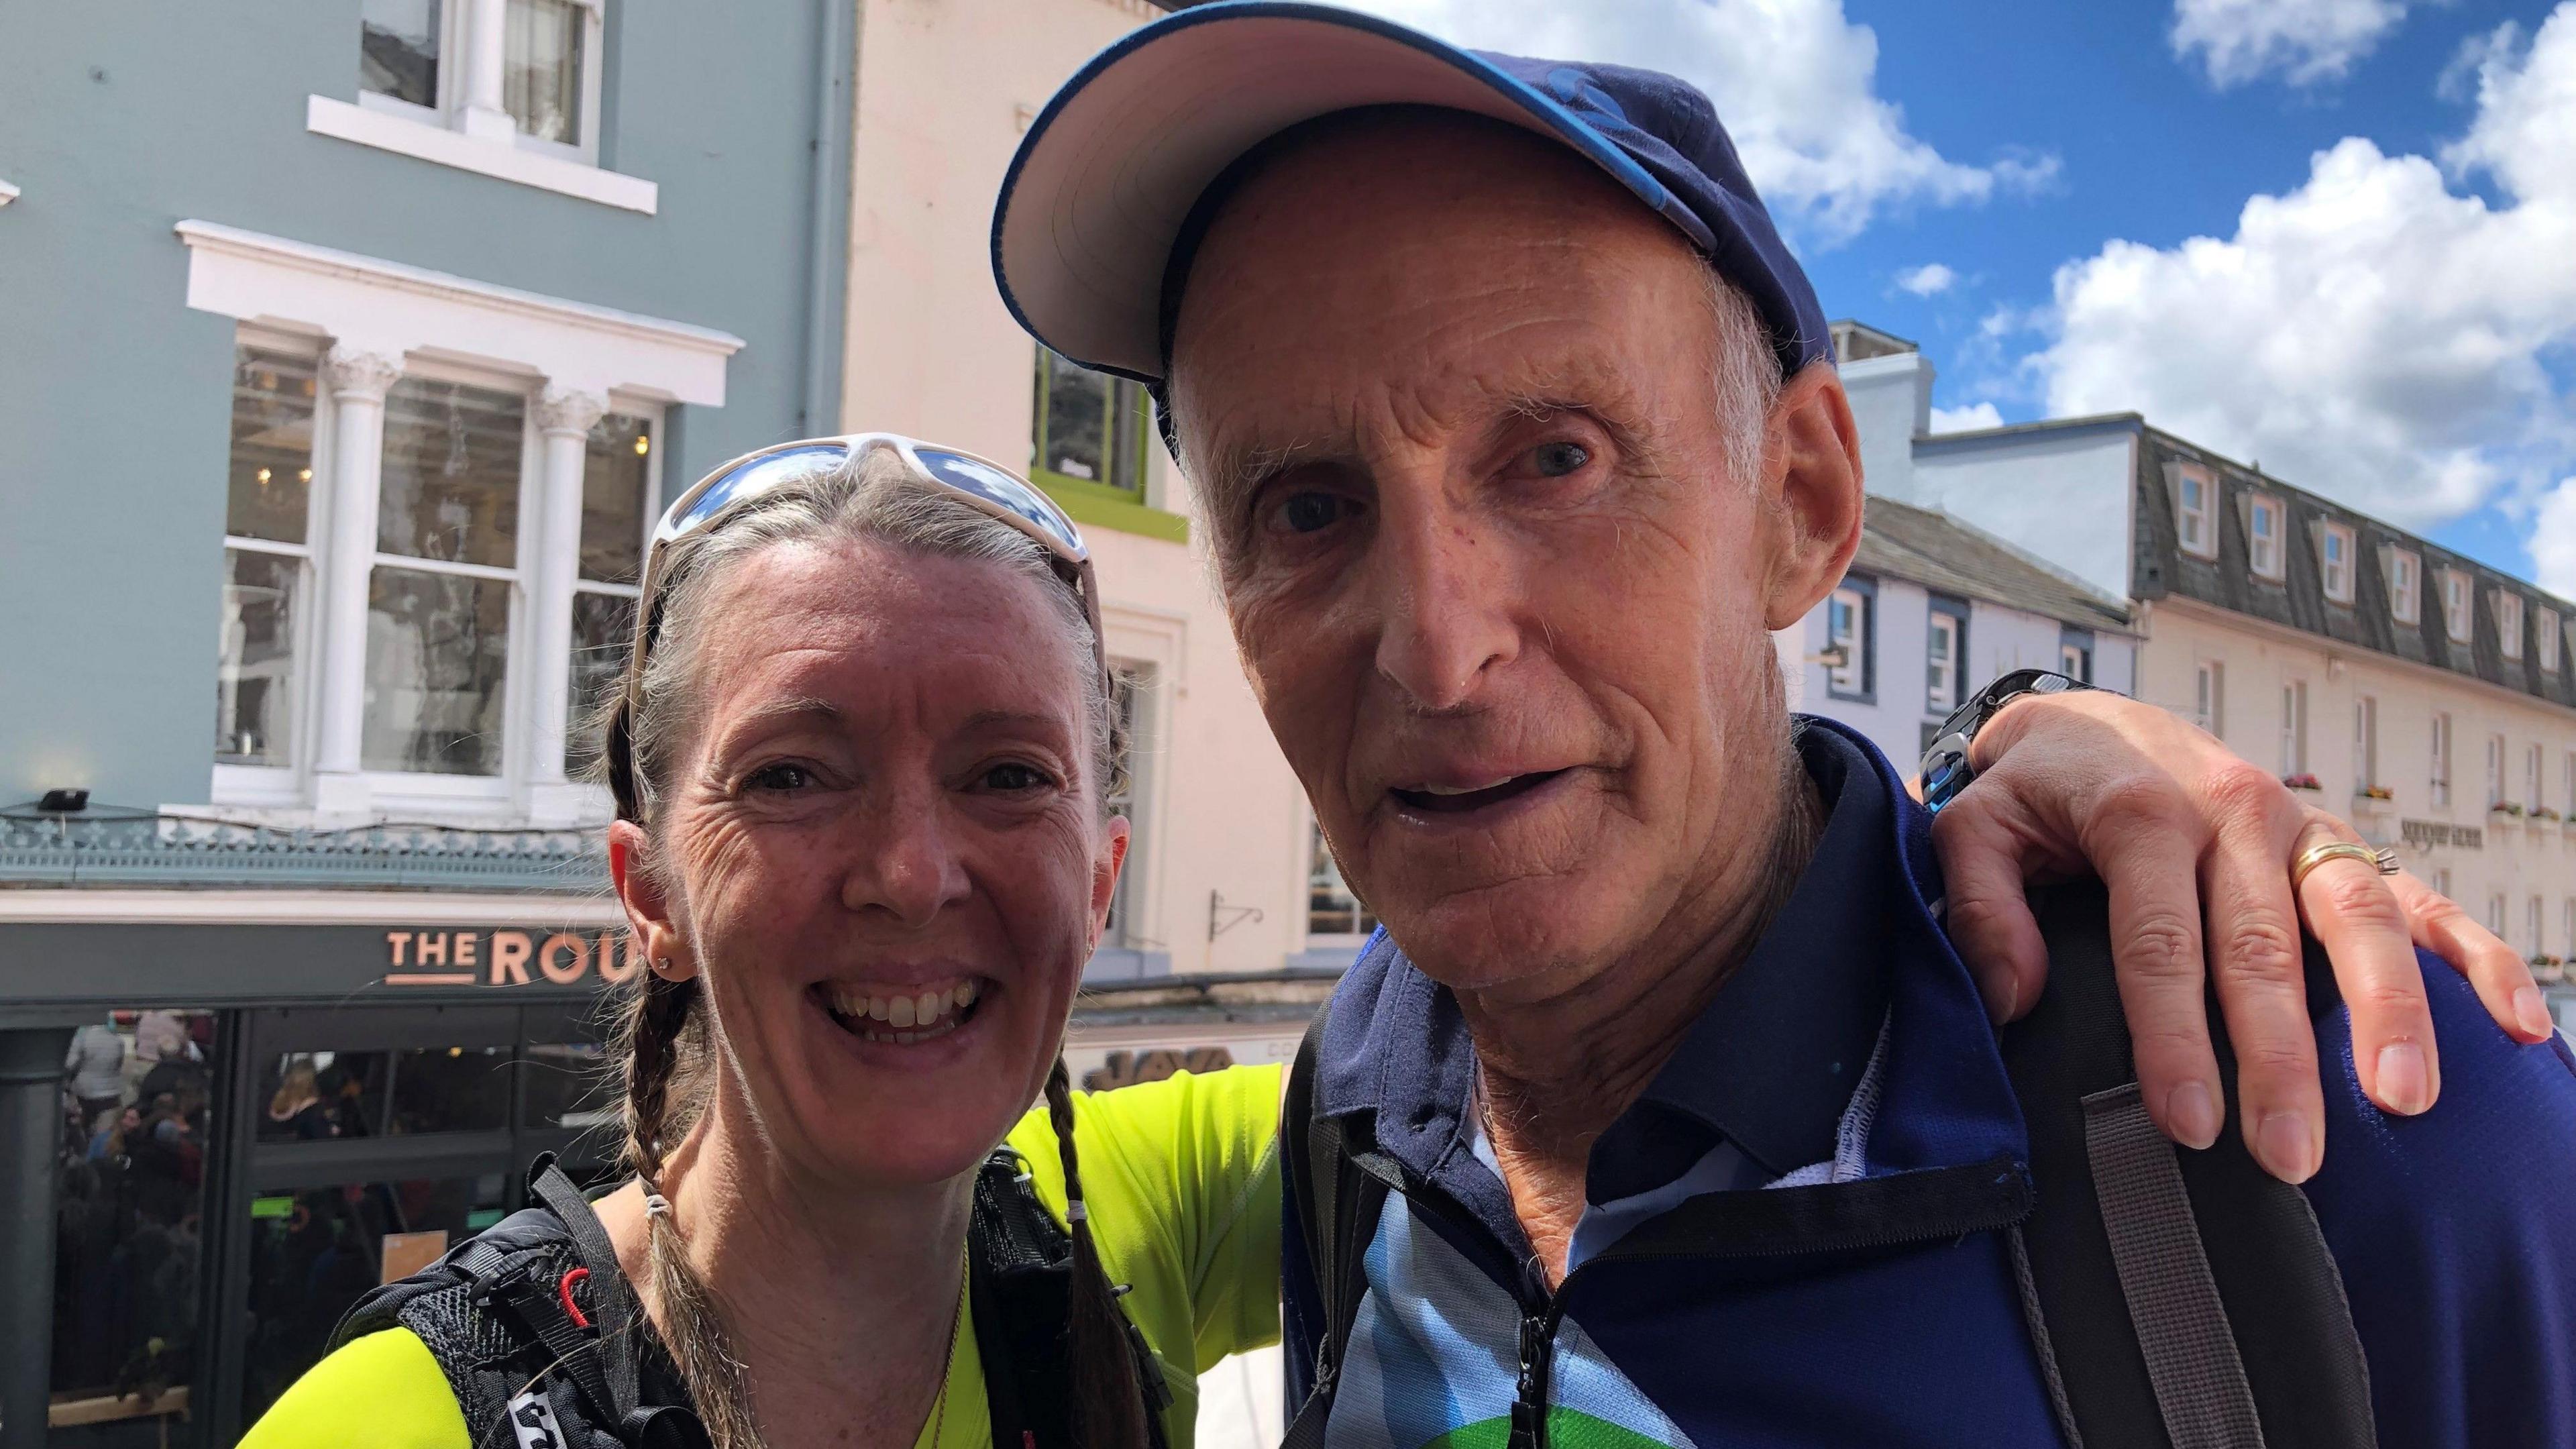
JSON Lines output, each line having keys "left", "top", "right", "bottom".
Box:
{"left": 312, "top": 347, "right": 405, "bottom": 814}
{"left": 527, "top": 388, "right": 606, "bottom": 807}
{"left": 458, "top": 0, "right": 517, "bottom": 142}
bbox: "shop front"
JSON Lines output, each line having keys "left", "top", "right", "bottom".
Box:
{"left": 5, "top": 898, "right": 629, "bottom": 1449}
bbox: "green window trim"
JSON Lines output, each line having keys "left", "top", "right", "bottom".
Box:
{"left": 1033, "top": 470, "right": 1191, "bottom": 545}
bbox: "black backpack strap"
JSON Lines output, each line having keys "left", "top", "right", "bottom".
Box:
{"left": 2002, "top": 879, "right": 2375, "bottom": 1449}
{"left": 524, "top": 1153, "right": 643, "bottom": 1421}
{"left": 967, "top": 1146, "right": 1173, "bottom": 1449}
{"left": 1280, "top": 1002, "right": 1392, "bottom": 1449}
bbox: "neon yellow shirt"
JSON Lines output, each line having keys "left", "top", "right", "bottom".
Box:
{"left": 239, "top": 1065, "right": 1283, "bottom": 1449}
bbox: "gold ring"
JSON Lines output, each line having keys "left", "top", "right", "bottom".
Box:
{"left": 2290, "top": 841, "right": 2399, "bottom": 892}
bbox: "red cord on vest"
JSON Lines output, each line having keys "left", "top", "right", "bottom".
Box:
{"left": 559, "top": 1266, "right": 593, "bottom": 1329}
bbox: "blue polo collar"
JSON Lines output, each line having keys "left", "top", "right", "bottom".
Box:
{"left": 1313, "top": 715, "right": 2027, "bottom": 1220}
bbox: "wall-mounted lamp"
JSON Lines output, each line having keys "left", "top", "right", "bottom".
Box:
{"left": 37, "top": 788, "right": 89, "bottom": 813}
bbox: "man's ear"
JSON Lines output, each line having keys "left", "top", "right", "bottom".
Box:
{"left": 608, "top": 819, "right": 695, "bottom": 981}
{"left": 1758, "top": 362, "right": 1866, "bottom": 630}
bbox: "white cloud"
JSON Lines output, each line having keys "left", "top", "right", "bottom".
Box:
{"left": 1329, "top": 0, "right": 2055, "bottom": 244}
{"left": 1929, "top": 402, "right": 2005, "bottom": 433}
{"left": 2027, "top": 3, "right": 2576, "bottom": 537}
{"left": 1894, "top": 262, "right": 1957, "bottom": 296}
{"left": 2531, "top": 477, "right": 2576, "bottom": 596}
{"left": 2170, "top": 0, "right": 2419, "bottom": 88}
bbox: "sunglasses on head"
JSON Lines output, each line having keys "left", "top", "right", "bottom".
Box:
{"left": 627, "top": 431, "right": 1109, "bottom": 715}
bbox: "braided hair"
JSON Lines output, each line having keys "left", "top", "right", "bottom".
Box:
{"left": 594, "top": 448, "right": 1144, "bottom": 1449}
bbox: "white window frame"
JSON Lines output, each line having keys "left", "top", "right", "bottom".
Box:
{"left": 2385, "top": 548, "right": 2420, "bottom": 625}
{"left": 2531, "top": 896, "right": 2546, "bottom": 956}
{"left": 180, "top": 221, "right": 740, "bottom": 821}
{"left": 2174, "top": 464, "right": 2216, "bottom": 559}
{"left": 2059, "top": 642, "right": 2090, "bottom": 683}
{"left": 212, "top": 327, "right": 336, "bottom": 806}
{"left": 1825, "top": 583, "right": 1872, "bottom": 701}
{"left": 2488, "top": 893, "right": 2509, "bottom": 937}
{"left": 2195, "top": 659, "right": 2224, "bottom": 738}
{"left": 356, "top": 354, "right": 541, "bottom": 805}
{"left": 2430, "top": 711, "right": 2452, "bottom": 806}
{"left": 2541, "top": 610, "right": 2563, "bottom": 674}
{"left": 313, "top": 0, "right": 648, "bottom": 213}
{"left": 2487, "top": 733, "right": 2507, "bottom": 810}
{"left": 565, "top": 411, "right": 661, "bottom": 762}
{"left": 2564, "top": 748, "right": 2575, "bottom": 819}
{"left": 2247, "top": 494, "right": 2285, "bottom": 580}
{"left": 1926, "top": 609, "right": 1963, "bottom": 714}
{"left": 2443, "top": 569, "right": 2473, "bottom": 644}
{"left": 2318, "top": 522, "right": 2354, "bottom": 604}
{"left": 2352, "top": 695, "right": 2377, "bottom": 794}
{"left": 2496, "top": 589, "right": 2526, "bottom": 660}
{"left": 2528, "top": 741, "right": 2545, "bottom": 813}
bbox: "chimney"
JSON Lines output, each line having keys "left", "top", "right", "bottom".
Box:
{"left": 1831, "top": 321, "right": 1935, "bottom": 507}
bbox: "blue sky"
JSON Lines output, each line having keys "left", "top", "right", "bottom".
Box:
{"left": 1341, "top": 0, "right": 2576, "bottom": 594}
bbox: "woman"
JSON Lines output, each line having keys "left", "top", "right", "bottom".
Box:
{"left": 244, "top": 435, "right": 2536, "bottom": 1449}
{"left": 264, "top": 1059, "right": 333, "bottom": 1142}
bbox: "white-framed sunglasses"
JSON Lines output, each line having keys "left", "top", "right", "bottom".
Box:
{"left": 629, "top": 431, "right": 1108, "bottom": 698}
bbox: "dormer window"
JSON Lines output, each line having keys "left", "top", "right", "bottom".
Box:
{"left": 2385, "top": 547, "right": 2420, "bottom": 624}
{"left": 2443, "top": 570, "right": 2473, "bottom": 644}
{"left": 2247, "top": 494, "right": 2285, "bottom": 580}
{"left": 2318, "top": 522, "right": 2354, "bottom": 603}
{"left": 2497, "top": 590, "right": 2525, "bottom": 659}
{"left": 2540, "top": 609, "right": 2561, "bottom": 674}
{"left": 2173, "top": 464, "right": 2216, "bottom": 558}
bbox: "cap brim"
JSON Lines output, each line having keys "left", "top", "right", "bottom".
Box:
{"left": 993, "top": 1, "right": 1714, "bottom": 382}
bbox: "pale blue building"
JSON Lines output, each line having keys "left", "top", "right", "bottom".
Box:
{"left": 0, "top": 3, "right": 853, "bottom": 1441}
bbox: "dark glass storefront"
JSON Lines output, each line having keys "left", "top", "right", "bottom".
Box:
{"left": 40, "top": 997, "right": 617, "bottom": 1448}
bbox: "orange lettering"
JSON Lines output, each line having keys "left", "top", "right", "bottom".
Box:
{"left": 594, "top": 933, "right": 640, "bottom": 985}
{"left": 415, "top": 932, "right": 447, "bottom": 967}
{"left": 455, "top": 932, "right": 480, "bottom": 968}
{"left": 491, "top": 931, "right": 532, "bottom": 986}
{"left": 539, "top": 933, "right": 590, "bottom": 985}
{"left": 385, "top": 931, "right": 413, "bottom": 967}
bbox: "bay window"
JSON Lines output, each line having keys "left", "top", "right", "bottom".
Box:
{"left": 364, "top": 376, "right": 525, "bottom": 775}
{"left": 208, "top": 334, "right": 661, "bottom": 809}
{"left": 565, "top": 414, "right": 655, "bottom": 775}
{"left": 219, "top": 347, "right": 321, "bottom": 769}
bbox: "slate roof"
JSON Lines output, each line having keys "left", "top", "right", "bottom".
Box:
{"left": 2131, "top": 429, "right": 2576, "bottom": 710}
{"left": 1855, "top": 496, "right": 2132, "bottom": 633}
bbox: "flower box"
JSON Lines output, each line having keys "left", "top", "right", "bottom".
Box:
{"left": 2491, "top": 801, "right": 2526, "bottom": 818}
{"left": 2282, "top": 773, "right": 2322, "bottom": 792}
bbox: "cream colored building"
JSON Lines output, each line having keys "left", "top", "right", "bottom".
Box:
{"left": 834, "top": 5, "right": 1313, "bottom": 1438}
{"left": 837, "top": 0, "right": 1325, "bottom": 991}
{"left": 1847, "top": 324, "right": 2576, "bottom": 1007}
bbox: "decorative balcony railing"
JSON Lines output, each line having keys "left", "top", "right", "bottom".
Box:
{"left": 0, "top": 810, "right": 607, "bottom": 892}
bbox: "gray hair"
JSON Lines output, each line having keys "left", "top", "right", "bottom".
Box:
{"left": 607, "top": 446, "right": 1120, "bottom": 830}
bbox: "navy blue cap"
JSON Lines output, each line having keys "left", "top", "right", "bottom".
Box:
{"left": 991, "top": 0, "right": 1833, "bottom": 388}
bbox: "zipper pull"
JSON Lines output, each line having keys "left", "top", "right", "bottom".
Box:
{"left": 1508, "top": 1311, "right": 1553, "bottom": 1449}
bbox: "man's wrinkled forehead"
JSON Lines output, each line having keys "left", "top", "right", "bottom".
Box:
{"left": 1166, "top": 111, "right": 1709, "bottom": 473}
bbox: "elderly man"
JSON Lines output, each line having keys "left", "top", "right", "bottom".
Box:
{"left": 997, "top": 7, "right": 2576, "bottom": 1444}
